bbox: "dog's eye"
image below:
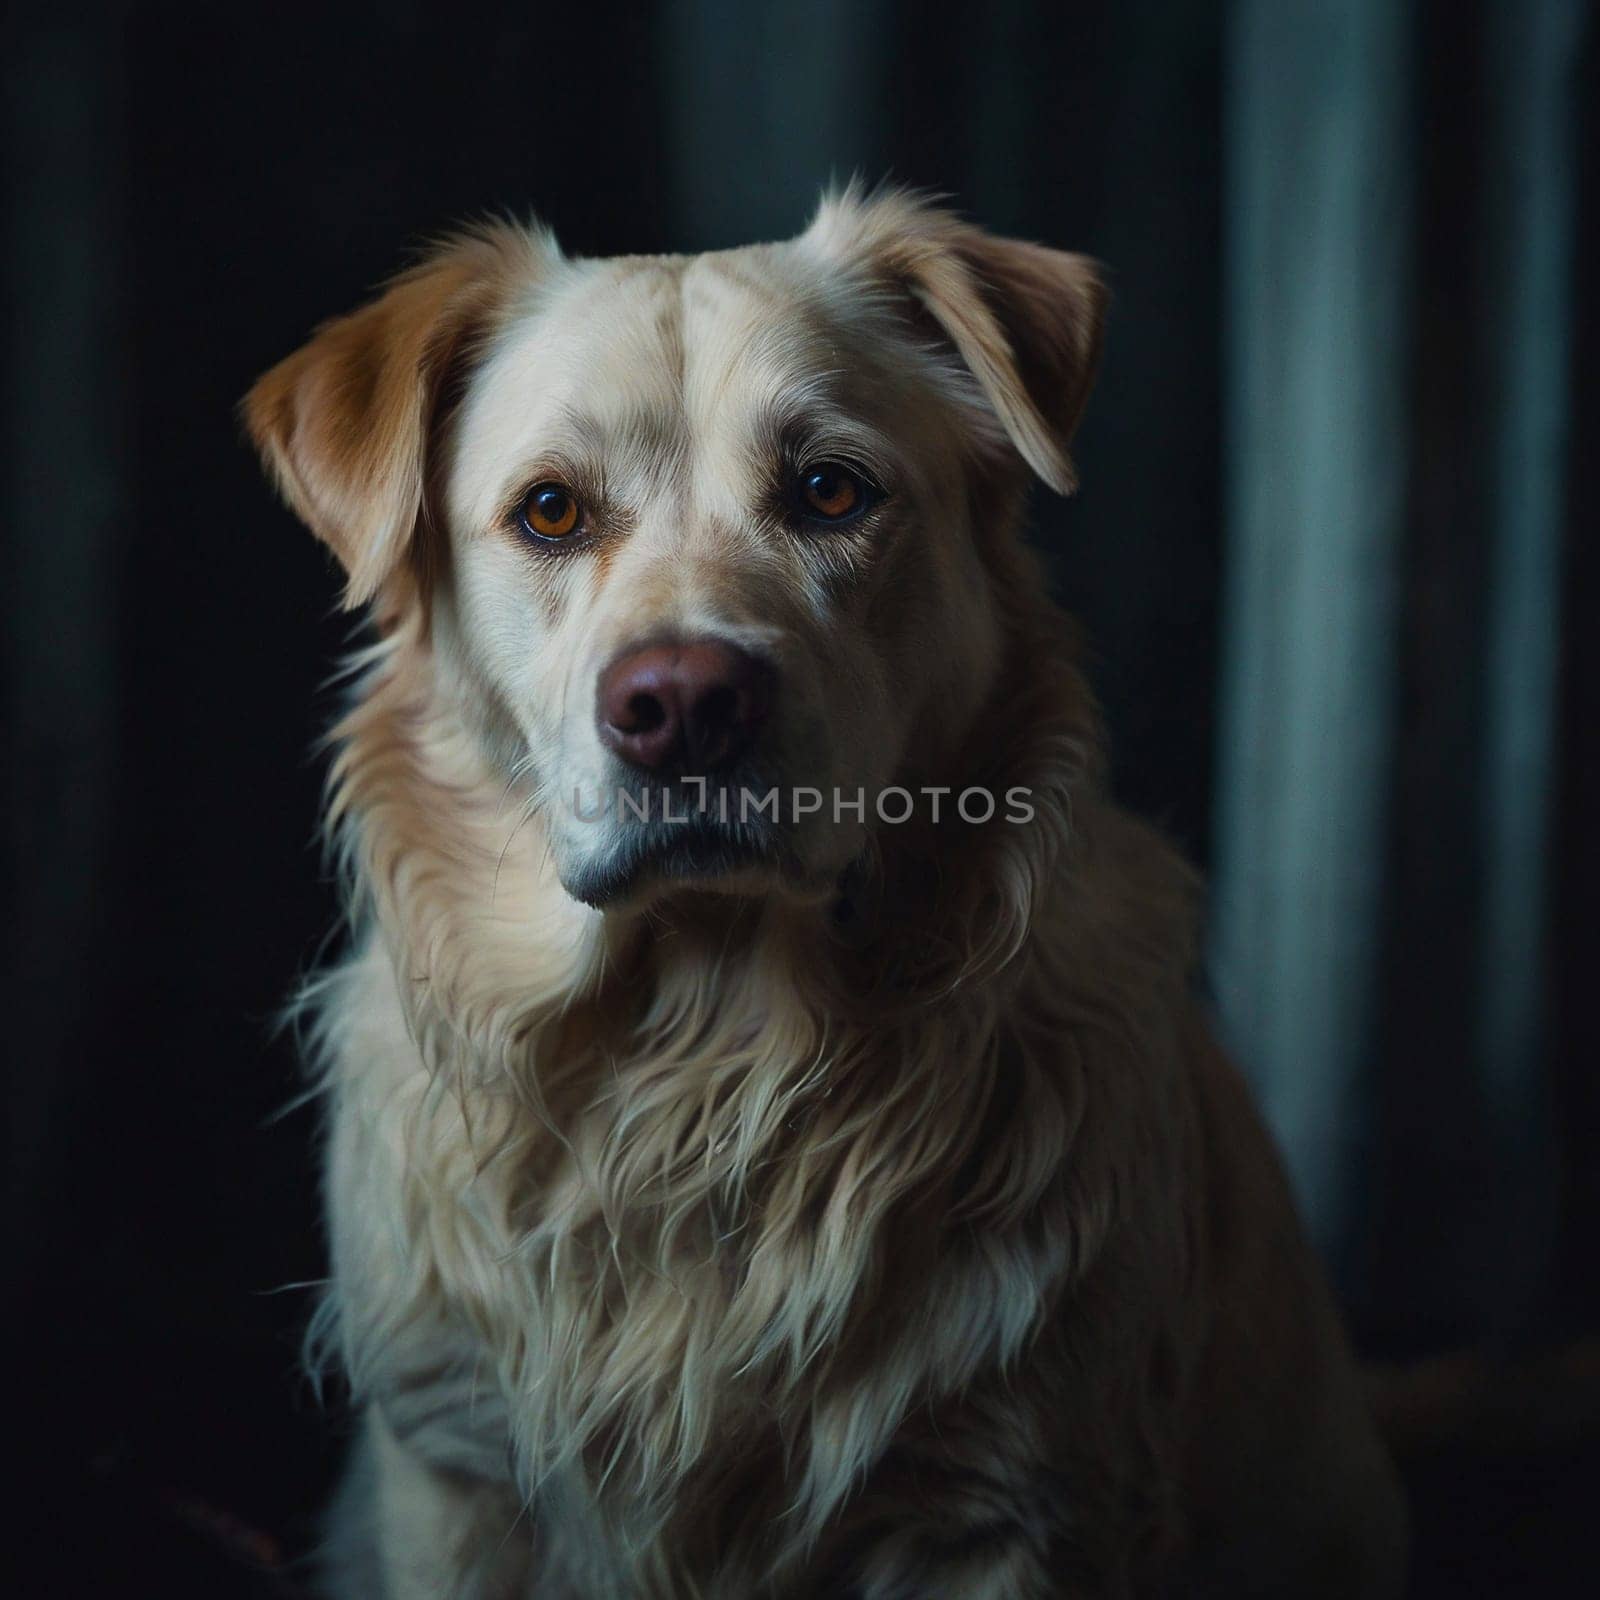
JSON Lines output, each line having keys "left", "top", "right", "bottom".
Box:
{"left": 796, "top": 463, "right": 871, "bottom": 523}
{"left": 520, "top": 483, "right": 582, "bottom": 540}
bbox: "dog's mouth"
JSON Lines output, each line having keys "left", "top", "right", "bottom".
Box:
{"left": 561, "top": 782, "right": 791, "bottom": 909}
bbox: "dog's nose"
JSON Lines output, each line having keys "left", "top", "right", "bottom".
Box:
{"left": 597, "top": 640, "right": 774, "bottom": 774}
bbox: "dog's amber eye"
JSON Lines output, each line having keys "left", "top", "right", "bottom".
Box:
{"left": 797, "top": 463, "right": 869, "bottom": 523}
{"left": 520, "top": 483, "right": 581, "bottom": 540}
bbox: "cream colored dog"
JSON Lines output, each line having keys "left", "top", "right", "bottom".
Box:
{"left": 246, "top": 188, "right": 1406, "bottom": 1598}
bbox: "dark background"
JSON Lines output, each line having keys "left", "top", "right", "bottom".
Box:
{"left": 5, "top": 2, "right": 1597, "bottom": 1594}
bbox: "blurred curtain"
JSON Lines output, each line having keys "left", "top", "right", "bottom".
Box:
{"left": 1213, "top": 0, "right": 1589, "bottom": 1350}
{"left": 1212, "top": 0, "right": 1413, "bottom": 1274}
{"left": 3, "top": 19, "right": 123, "bottom": 1290}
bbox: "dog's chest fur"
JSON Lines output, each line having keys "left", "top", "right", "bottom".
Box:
{"left": 324, "top": 810, "right": 1198, "bottom": 1594}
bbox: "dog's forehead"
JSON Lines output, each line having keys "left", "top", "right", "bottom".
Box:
{"left": 474, "top": 247, "right": 867, "bottom": 433}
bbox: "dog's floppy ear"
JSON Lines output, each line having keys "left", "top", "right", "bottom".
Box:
{"left": 805, "top": 188, "right": 1107, "bottom": 494}
{"left": 243, "top": 224, "right": 550, "bottom": 607}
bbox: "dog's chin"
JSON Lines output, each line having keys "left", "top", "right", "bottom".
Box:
{"left": 560, "top": 817, "right": 791, "bottom": 911}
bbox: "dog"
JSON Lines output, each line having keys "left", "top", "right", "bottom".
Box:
{"left": 245, "top": 187, "right": 1407, "bottom": 1598}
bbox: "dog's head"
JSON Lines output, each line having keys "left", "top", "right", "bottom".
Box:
{"left": 246, "top": 191, "right": 1104, "bottom": 912}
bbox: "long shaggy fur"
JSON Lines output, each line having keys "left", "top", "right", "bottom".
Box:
{"left": 248, "top": 190, "right": 1406, "bottom": 1598}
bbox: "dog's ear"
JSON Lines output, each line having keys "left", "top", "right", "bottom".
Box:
{"left": 243, "top": 224, "right": 551, "bottom": 607}
{"left": 805, "top": 188, "right": 1107, "bottom": 494}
